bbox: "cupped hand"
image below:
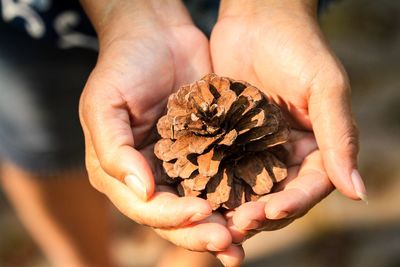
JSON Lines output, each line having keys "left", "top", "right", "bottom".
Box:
{"left": 227, "top": 130, "right": 333, "bottom": 243}
{"left": 79, "top": 9, "right": 243, "bottom": 264}
{"left": 211, "top": 0, "right": 366, "bottom": 242}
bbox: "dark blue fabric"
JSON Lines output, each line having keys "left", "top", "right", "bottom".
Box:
{"left": 184, "top": 0, "right": 220, "bottom": 36}
{"left": 0, "top": 22, "right": 96, "bottom": 174}
{"left": 318, "top": 0, "right": 335, "bottom": 13}
{"left": 0, "top": 0, "right": 334, "bottom": 45}
{"left": 0, "top": 0, "right": 95, "bottom": 47}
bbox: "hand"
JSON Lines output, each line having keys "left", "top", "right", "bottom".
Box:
{"left": 79, "top": 1, "right": 243, "bottom": 265}
{"left": 211, "top": 0, "right": 366, "bottom": 240}
{"left": 227, "top": 130, "right": 333, "bottom": 243}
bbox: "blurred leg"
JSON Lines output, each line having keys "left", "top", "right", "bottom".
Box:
{"left": 0, "top": 161, "right": 113, "bottom": 267}
{"left": 157, "top": 245, "right": 221, "bottom": 267}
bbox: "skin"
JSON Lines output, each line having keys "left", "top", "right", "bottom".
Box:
{"left": 211, "top": 0, "right": 364, "bottom": 242}
{"left": 79, "top": 0, "right": 366, "bottom": 266}
{"left": 0, "top": 163, "right": 112, "bottom": 267}
{"left": 79, "top": 1, "right": 243, "bottom": 265}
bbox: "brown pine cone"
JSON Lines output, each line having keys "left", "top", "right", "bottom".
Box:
{"left": 154, "top": 74, "right": 290, "bottom": 210}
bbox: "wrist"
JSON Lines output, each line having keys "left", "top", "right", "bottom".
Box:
{"left": 80, "top": 0, "right": 192, "bottom": 48}
{"left": 219, "top": 0, "right": 318, "bottom": 20}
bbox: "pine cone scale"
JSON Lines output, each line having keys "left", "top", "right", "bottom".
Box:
{"left": 197, "top": 148, "right": 225, "bottom": 177}
{"left": 155, "top": 74, "right": 290, "bottom": 210}
{"left": 174, "top": 156, "right": 198, "bottom": 179}
{"left": 235, "top": 155, "right": 274, "bottom": 195}
{"left": 218, "top": 129, "right": 238, "bottom": 146}
{"left": 245, "top": 125, "right": 290, "bottom": 151}
{"left": 206, "top": 167, "right": 233, "bottom": 209}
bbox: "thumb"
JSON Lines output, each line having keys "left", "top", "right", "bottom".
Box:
{"left": 308, "top": 73, "right": 367, "bottom": 202}
{"left": 79, "top": 76, "right": 155, "bottom": 201}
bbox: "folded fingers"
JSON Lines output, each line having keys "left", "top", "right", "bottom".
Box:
{"left": 230, "top": 151, "right": 333, "bottom": 243}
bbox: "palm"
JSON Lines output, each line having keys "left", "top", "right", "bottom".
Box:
{"left": 100, "top": 25, "right": 210, "bottom": 147}
{"left": 211, "top": 16, "right": 337, "bottom": 129}
{"left": 85, "top": 25, "right": 211, "bottom": 182}
{"left": 80, "top": 24, "right": 245, "bottom": 261}
{"left": 211, "top": 16, "right": 335, "bottom": 241}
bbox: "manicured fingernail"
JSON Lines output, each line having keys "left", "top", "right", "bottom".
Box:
{"left": 206, "top": 243, "right": 223, "bottom": 251}
{"left": 351, "top": 169, "right": 368, "bottom": 204}
{"left": 225, "top": 210, "right": 235, "bottom": 219}
{"left": 124, "top": 174, "right": 148, "bottom": 201}
{"left": 238, "top": 220, "right": 261, "bottom": 230}
{"left": 267, "top": 210, "right": 289, "bottom": 220}
{"left": 189, "top": 212, "right": 211, "bottom": 222}
{"left": 270, "top": 210, "right": 289, "bottom": 220}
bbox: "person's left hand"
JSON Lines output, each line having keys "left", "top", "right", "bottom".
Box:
{"left": 226, "top": 130, "right": 333, "bottom": 243}
{"left": 210, "top": 0, "right": 361, "bottom": 242}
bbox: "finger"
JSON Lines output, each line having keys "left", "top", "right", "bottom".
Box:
{"left": 93, "top": 171, "right": 212, "bottom": 227}
{"left": 231, "top": 166, "right": 300, "bottom": 231}
{"left": 140, "top": 144, "right": 172, "bottom": 186}
{"left": 283, "top": 130, "right": 318, "bottom": 166}
{"left": 80, "top": 74, "right": 154, "bottom": 200}
{"left": 84, "top": 137, "right": 212, "bottom": 228}
{"left": 228, "top": 203, "right": 293, "bottom": 243}
{"left": 154, "top": 213, "right": 231, "bottom": 252}
{"left": 215, "top": 245, "right": 245, "bottom": 267}
{"left": 308, "top": 75, "right": 367, "bottom": 201}
{"left": 227, "top": 202, "right": 264, "bottom": 244}
{"left": 232, "top": 201, "right": 266, "bottom": 231}
{"left": 231, "top": 151, "right": 333, "bottom": 239}
{"left": 265, "top": 151, "right": 333, "bottom": 219}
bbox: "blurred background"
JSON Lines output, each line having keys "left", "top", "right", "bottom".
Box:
{"left": 1, "top": 0, "right": 400, "bottom": 266}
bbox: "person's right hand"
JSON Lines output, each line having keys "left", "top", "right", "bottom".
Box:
{"left": 79, "top": 1, "right": 243, "bottom": 265}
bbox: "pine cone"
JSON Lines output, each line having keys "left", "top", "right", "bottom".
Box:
{"left": 154, "top": 74, "right": 290, "bottom": 210}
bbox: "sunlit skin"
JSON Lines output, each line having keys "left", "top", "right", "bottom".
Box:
{"left": 79, "top": 1, "right": 244, "bottom": 265}
{"left": 79, "top": 0, "right": 364, "bottom": 266}
{"left": 211, "top": 0, "right": 362, "bottom": 243}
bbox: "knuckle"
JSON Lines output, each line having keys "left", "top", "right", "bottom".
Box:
{"left": 131, "top": 211, "right": 145, "bottom": 225}
{"left": 98, "top": 150, "right": 120, "bottom": 178}
{"left": 183, "top": 231, "right": 191, "bottom": 248}
{"left": 99, "top": 152, "right": 114, "bottom": 170}
{"left": 257, "top": 218, "right": 294, "bottom": 231}
{"left": 79, "top": 83, "right": 94, "bottom": 122}
{"left": 338, "top": 126, "right": 359, "bottom": 155}
{"left": 86, "top": 166, "right": 105, "bottom": 193}
{"left": 115, "top": 196, "right": 143, "bottom": 225}
{"left": 329, "top": 71, "right": 349, "bottom": 92}
{"left": 321, "top": 121, "right": 359, "bottom": 157}
{"left": 312, "top": 63, "right": 350, "bottom": 97}
{"left": 157, "top": 198, "right": 176, "bottom": 227}
{"left": 87, "top": 174, "right": 101, "bottom": 192}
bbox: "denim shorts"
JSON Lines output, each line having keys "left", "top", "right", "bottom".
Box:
{"left": 0, "top": 23, "right": 97, "bottom": 175}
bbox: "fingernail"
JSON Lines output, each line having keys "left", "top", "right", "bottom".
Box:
{"left": 351, "top": 169, "right": 368, "bottom": 204}
{"left": 124, "top": 174, "right": 148, "bottom": 201}
{"left": 238, "top": 220, "right": 261, "bottom": 230}
{"left": 206, "top": 243, "right": 223, "bottom": 252}
{"left": 267, "top": 210, "right": 289, "bottom": 220}
{"left": 189, "top": 212, "right": 211, "bottom": 222}
{"left": 225, "top": 210, "right": 235, "bottom": 219}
